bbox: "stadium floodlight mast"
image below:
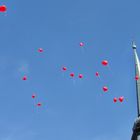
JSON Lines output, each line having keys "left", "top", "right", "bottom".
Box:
{"left": 131, "top": 41, "right": 140, "bottom": 140}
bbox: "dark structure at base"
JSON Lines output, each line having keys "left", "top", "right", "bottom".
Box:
{"left": 132, "top": 117, "right": 140, "bottom": 140}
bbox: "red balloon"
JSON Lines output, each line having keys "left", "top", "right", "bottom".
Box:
{"left": 37, "top": 103, "right": 42, "bottom": 106}
{"left": 95, "top": 72, "right": 99, "bottom": 76}
{"left": 80, "top": 42, "right": 84, "bottom": 47}
{"left": 135, "top": 75, "right": 139, "bottom": 80}
{"left": 119, "top": 96, "right": 124, "bottom": 102}
{"left": 103, "top": 86, "right": 108, "bottom": 92}
{"left": 22, "top": 76, "right": 27, "bottom": 80}
{"left": 38, "top": 48, "right": 43, "bottom": 52}
{"left": 78, "top": 74, "right": 83, "bottom": 78}
{"left": 102, "top": 60, "right": 108, "bottom": 66}
{"left": 62, "top": 67, "right": 67, "bottom": 71}
{"left": 70, "top": 73, "right": 74, "bottom": 77}
{"left": 0, "top": 5, "right": 7, "bottom": 12}
{"left": 113, "top": 97, "right": 117, "bottom": 103}
{"left": 32, "top": 94, "right": 36, "bottom": 99}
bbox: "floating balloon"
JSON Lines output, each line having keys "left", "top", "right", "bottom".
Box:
{"left": 70, "top": 73, "right": 74, "bottom": 77}
{"left": 32, "top": 94, "right": 36, "bottom": 99}
{"left": 103, "top": 86, "right": 108, "bottom": 92}
{"left": 62, "top": 67, "right": 67, "bottom": 71}
{"left": 80, "top": 42, "right": 84, "bottom": 47}
{"left": 38, "top": 48, "right": 43, "bottom": 52}
{"left": 0, "top": 5, "right": 7, "bottom": 12}
{"left": 95, "top": 72, "right": 99, "bottom": 77}
{"left": 113, "top": 97, "right": 117, "bottom": 103}
{"left": 22, "top": 76, "right": 27, "bottom": 80}
{"left": 78, "top": 74, "right": 83, "bottom": 78}
{"left": 102, "top": 60, "right": 108, "bottom": 66}
{"left": 37, "top": 103, "right": 42, "bottom": 106}
{"left": 135, "top": 75, "right": 139, "bottom": 80}
{"left": 119, "top": 96, "right": 124, "bottom": 102}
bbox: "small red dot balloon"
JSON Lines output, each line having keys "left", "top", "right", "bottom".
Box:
{"left": 32, "top": 94, "right": 36, "bottom": 99}
{"left": 22, "top": 76, "right": 27, "bottom": 80}
{"left": 113, "top": 97, "right": 117, "bottom": 103}
{"left": 38, "top": 48, "right": 43, "bottom": 52}
{"left": 103, "top": 86, "right": 108, "bottom": 92}
{"left": 70, "top": 73, "right": 74, "bottom": 77}
{"left": 37, "top": 103, "right": 42, "bottom": 107}
{"left": 0, "top": 5, "right": 7, "bottom": 12}
{"left": 80, "top": 42, "right": 84, "bottom": 47}
{"left": 96, "top": 72, "right": 99, "bottom": 76}
{"left": 62, "top": 67, "right": 67, "bottom": 71}
{"left": 78, "top": 74, "right": 83, "bottom": 78}
{"left": 135, "top": 75, "right": 139, "bottom": 80}
{"left": 102, "top": 60, "right": 108, "bottom": 66}
{"left": 119, "top": 96, "right": 124, "bottom": 102}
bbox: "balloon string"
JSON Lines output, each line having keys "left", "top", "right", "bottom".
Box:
{"left": 72, "top": 79, "right": 76, "bottom": 85}
{"left": 97, "top": 72, "right": 107, "bottom": 85}
{"left": 62, "top": 72, "right": 64, "bottom": 77}
{"left": 4, "top": 12, "right": 7, "bottom": 16}
{"left": 107, "top": 65, "right": 115, "bottom": 78}
{"left": 32, "top": 100, "right": 36, "bottom": 113}
{"left": 98, "top": 75, "right": 104, "bottom": 84}
{"left": 81, "top": 47, "right": 85, "bottom": 54}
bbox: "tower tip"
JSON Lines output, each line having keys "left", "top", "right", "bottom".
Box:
{"left": 132, "top": 41, "right": 137, "bottom": 49}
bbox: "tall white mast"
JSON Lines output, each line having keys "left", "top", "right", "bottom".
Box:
{"left": 132, "top": 41, "right": 140, "bottom": 117}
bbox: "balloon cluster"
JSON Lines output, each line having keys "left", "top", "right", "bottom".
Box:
{"left": 61, "top": 45, "right": 125, "bottom": 104}
{"left": 0, "top": 0, "right": 131, "bottom": 114}
{"left": 113, "top": 97, "right": 124, "bottom": 103}
{"left": 31, "top": 94, "right": 42, "bottom": 106}
{"left": 100, "top": 60, "right": 125, "bottom": 103}
{"left": 101, "top": 60, "right": 109, "bottom": 93}
{"left": 21, "top": 40, "right": 127, "bottom": 111}
{"left": 22, "top": 48, "right": 45, "bottom": 108}
{"left": 62, "top": 67, "right": 84, "bottom": 79}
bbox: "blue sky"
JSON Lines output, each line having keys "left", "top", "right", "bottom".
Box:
{"left": 0, "top": 0, "right": 140, "bottom": 139}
